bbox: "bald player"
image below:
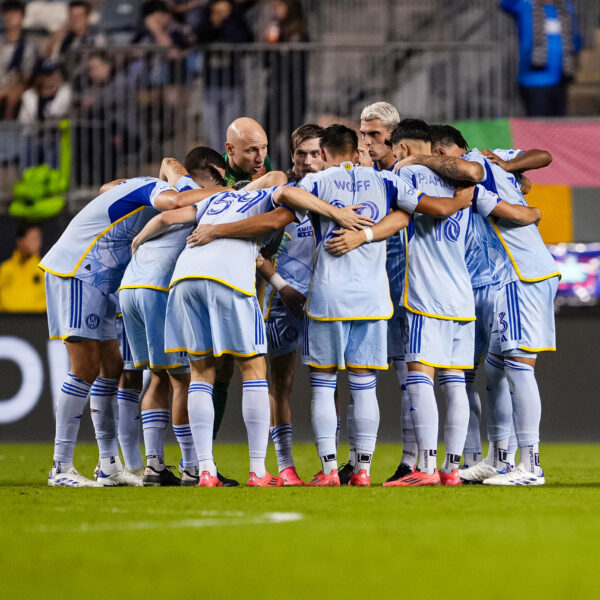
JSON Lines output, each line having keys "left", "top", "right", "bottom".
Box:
{"left": 223, "top": 117, "right": 272, "bottom": 186}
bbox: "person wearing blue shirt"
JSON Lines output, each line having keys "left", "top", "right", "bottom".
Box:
{"left": 501, "top": 0, "right": 582, "bottom": 116}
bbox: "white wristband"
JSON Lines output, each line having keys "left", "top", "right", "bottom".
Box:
{"left": 364, "top": 227, "right": 374, "bottom": 243}
{"left": 269, "top": 273, "right": 288, "bottom": 291}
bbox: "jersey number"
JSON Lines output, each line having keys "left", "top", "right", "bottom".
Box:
{"left": 434, "top": 211, "right": 463, "bottom": 243}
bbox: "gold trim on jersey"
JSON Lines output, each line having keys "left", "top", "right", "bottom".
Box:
{"left": 39, "top": 206, "right": 147, "bottom": 278}
{"left": 169, "top": 275, "right": 255, "bottom": 296}
{"left": 413, "top": 358, "right": 474, "bottom": 370}
{"left": 119, "top": 284, "right": 170, "bottom": 293}
{"left": 307, "top": 361, "right": 388, "bottom": 371}
{"left": 519, "top": 346, "right": 556, "bottom": 353}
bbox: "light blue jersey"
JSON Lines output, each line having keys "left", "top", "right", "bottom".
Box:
{"left": 299, "top": 162, "right": 422, "bottom": 320}
{"left": 465, "top": 149, "right": 560, "bottom": 287}
{"left": 120, "top": 176, "right": 198, "bottom": 291}
{"left": 399, "top": 165, "right": 475, "bottom": 321}
{"left": 170, "top": 186, "right": 291, "bottom": 296}
{"left": 40, "top": 177, "right": 174, "bottom": 294}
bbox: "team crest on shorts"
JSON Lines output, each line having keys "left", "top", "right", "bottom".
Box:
{"left": 283, "top": 326, "right": 298, "bottom": 343}
{"left": 86, "top": 314, "right": 101, "bottom": 329}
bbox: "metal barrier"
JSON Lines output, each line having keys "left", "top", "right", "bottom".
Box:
{"left": 0, "top": 41, "right": 513, "bottom": 212}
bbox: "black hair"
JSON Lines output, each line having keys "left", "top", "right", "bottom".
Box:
{"left": 16, "top": 221, "right": 40, "bottom": 239}
{"left": 319, "top": 124, "right": 358, "bottom": 155}
{"left": 290, "top": 123, "right": 324, "bottom": 153}
{"left": 429, "top": 124, "right": 469, "bottom": 152}
{"left": 389, "top": 118, "right": 431, "bottom": 146}
{"left": 184, "top": 146, "right": 227, "bottom": 186}
{"left": 68, "top": 0, "right": 91, "bottom": 12}
{"left": 141, "top": 0, "right": 168, "bottom": 17}
{"left": 1, "top": 0, "right": 25, "bottom": 14}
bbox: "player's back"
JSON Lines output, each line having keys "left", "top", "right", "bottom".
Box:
{"left": 40, "top": 177, "right": 173, "bottom": 293}
{"left": 465, "top": 149, "right": 559, "bottom": 285}
{"left": 170, "top": 186, "right": 280, "bottom": 296}
{"left": 399, "top": 165, "right": 474, "bottom": 320}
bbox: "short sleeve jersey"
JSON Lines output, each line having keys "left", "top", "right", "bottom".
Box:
{"left": 399, "top": 165, "right": 475, "bottom": 321}
{"left": 170, "top": 186, "right": 283, "bottom": 295}
{"left": 120, "top": 176, "right": 198, "bottom": 292}
{"left": 40, "top": 177, "right": 174, "bottom": 294}
{"left": 299, "top": 163, "right": 422, "bottom": 321}
{"left": 464, "top": 149, "right": 560, "bottom": 287}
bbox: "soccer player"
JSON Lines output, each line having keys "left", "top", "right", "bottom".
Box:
{"left": 40, "top": 176, "right": 226, "bottom": 486}
{"left": 259, "top": 123, "right": 325, "bottom": 485}
{"left": 295, "top": 124, "right": 472, "bottom": 487}
{"left": 132, "top": 167, "right": 370, "bottom": 487}
{"left": 411, "top": 128, "right": 555, "bottom": 485}
{"left": 381, "top": 119, "right": 542, "bottom": 486}
{"left": 119, "top": 148, "right": 229, "bottom": 486}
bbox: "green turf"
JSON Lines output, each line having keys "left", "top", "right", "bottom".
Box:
{"left": 1, "top": 443, "right": 599, "bottom": 600}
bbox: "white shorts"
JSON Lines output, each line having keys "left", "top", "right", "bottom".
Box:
{"left": 45, "top": 273, "right": 116, "bottom": 342}
{"left": 387, "top": 306, "right": 407, "bottom": 360}
{"left": 120, "top": 288, "right": 188, "bottom": 371}
{"left": 473, "top": 284, "right": 496, "bottom": 364}
{"left": 488, "top": 277, "right": 558, "bottom": 358}
{"left": 116, "top": 314, "right": 138, "bottom": 371}
{"left": 265, "top": 297, "right": 304, "bottom": 358}
{"left": 404, "top": 312, "right": 474, "bottom": 369}
{"left": 165, "top": 279, "right": 267, "bottom": 359}
{"left": 303, "top": 318, "right": 388, "bottom": 371}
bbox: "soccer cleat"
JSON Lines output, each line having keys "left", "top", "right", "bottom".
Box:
{"left": 337, "top": 463, "right": 354, "bottom": 486}
{"left": 483, "top": 465, "right": 545, "bottom": 486}
{"left": 180, "top": 467, "right": 200, "bottom": 487}
{"left": 280, "top": 466, "right": 304, "bottom": 486}
{"left": 383, "top": 462, "right": 414, "bottom": 485}
{"left": 96, "top": 467, "right": 143, "bottom": 487}
{"left": 385, "top": 468, "right": 441, "bottom": 487}
{"left": 439, "top": 469, "right": 462, "bottom": 486}
{"left": 197, "top": 471, "right": 222, "bottom": 487}
{"left": 142, "top": 465, "right": 181, "bottom": 487}
{"left": 305, "top": 470, "right": 340, "bottom": 487}
{"left": 126, "top": 466, "right": 146, "bottom": 478}
{"left": 349, "top": 469, "right": 371, "bottom": 486}
{"left": 217, "top": 471, "right": 239, "bottom": 487}
{"left": 48, "top": 463, "right": 102, "bottom": 487}
{"left": 248, "top": 471, "right": 284, "bottom": 487}
{"left": 459, "top": 460, "right": 513, "bottom": 484}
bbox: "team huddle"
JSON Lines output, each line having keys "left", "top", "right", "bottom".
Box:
{"left": 40, "top": 101, "right": 558, "bottom": 488}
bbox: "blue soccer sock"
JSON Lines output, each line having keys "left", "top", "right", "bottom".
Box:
{"left": 438, "top": 371, "right": 469, "bottom": 473}
{"left": 310, "top": 372, "right": 338, "bottom": 473}
{"left": 348, "top": 372, "right": 379, "bottom": 475}
{"left": 242, "top": 379, "right": 270, "bottom": 478}
{"left": 173, "top": 424, "right": 198, "bottom": 469}
{"left": 187, "top": 382, "right": 216, "bottom": 476}
{"left": 90, "top": 377, "right": 120, "bottom": 465}
{"left": 141, "top": 408, "right": 170, "bottom": 470}
{"left": 117, "top": 387, "right": 143, "bottom": 469}
{"left": 406, "top": 372, "right": 438, "bottom": 474}
{"left": 270, "top": 424, "right": 294, "bottom": 472}
{"left": 484, "top": 355, "right": 513, "bottom": 447}
{"left": 53, "top": 373, "right": 91, "bottom": 465}
{"left": 463, "top": 369, "right": 483, "bottom": 466}
{"left": 504, "top": 359, "right": 542, "bottom": 472}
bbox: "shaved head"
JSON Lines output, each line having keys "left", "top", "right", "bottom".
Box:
{"left": 225, "top": 117, "right": 269, "bottom": 176}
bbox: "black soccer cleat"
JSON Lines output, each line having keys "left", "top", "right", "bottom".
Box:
{"left": 217, "top": 471, "right": 239, "bottom": 487}
{"left": 338, "top": 463, "right": 354, "bottom": 486}
{"left": 143, "top": 465, "right": 181, "bottom": 487}
{"left": 385, "top": 462, "right": 414, "bottom": 483}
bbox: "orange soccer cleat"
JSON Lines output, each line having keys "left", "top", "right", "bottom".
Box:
{"left": 384, "top": 468, "right": 441, "bottom": 487}
{"left": 280, "top": 466, "right": 304, "bottom": 486}
{"left": 197, "top": 471, "right": 222, "bottom": 487}
{"left": 349, "top": 469, "right": 371, "bottom": 487}
{"left": 305, "top": 470, "right": 340, "bottom": 487}
{"left": 248, "top": 471, "right": 284, "bottom": 487}
{"left": 439, "top": 469, "right": 462, "bottom": 486}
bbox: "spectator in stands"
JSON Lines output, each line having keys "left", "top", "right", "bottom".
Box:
{"left": 0, "top": 222, "right": 46, "bottom": 313}
{"left": 502, "top": 0, "right": 582, "bottom": 117}
{"left": 197, "top": 0, "right": 253, "bottom": 150}
{"left": 18, "top": 59, "right": 72, "bottom": 125}
{"left": 133, "top": 0, "right": 194, "bottom": 49}
{"left": 45, "top": 1, "right": 106, "bottom": 61}
{"left": 0, "top": 0, "right": 38, "bottom": 120}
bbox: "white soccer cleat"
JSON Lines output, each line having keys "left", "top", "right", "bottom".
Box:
{"left": 482, "top": 464, "right": 545, "bottom": 486}
{"left": 48, "top": 464, "right": 102, "bottom": 487}
{"left": 95, "top": 467, "right": 143, "bottom": 487}
{"left": 126, "top": 467, "right": 145, "bottom": 478}
{"left": 459, "top": 460, "right": 512, "bottom": 483}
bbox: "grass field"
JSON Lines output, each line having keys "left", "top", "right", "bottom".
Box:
{"left": 1, "top": 442, "right": 599, "bottom": 599}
